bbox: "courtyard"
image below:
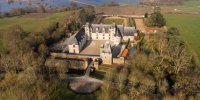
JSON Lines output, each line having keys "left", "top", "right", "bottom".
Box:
{"left": 80, "top": 40, "right": 107, "bottom": 55}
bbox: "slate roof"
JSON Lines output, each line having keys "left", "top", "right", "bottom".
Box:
{"left": 69, "top": 28, "right": 85, "bottom": 45}
{"left": 124, "top": 27, "right": 137, "bottom": 36}
{"left": 116, "top": 25, "right": 123, "bottom": 37}
{"left": 91, "top": 24, "right": 111, "bottom": 33}
{"left": 89, "top": 24, "right": 123, "bottom": 37}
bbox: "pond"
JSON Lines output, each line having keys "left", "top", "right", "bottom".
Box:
{"left": 0, "top": 0, "right": 140, "bottom": 12}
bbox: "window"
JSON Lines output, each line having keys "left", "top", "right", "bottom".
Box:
{"left": 103, "top": 37, "right": 105, "bottom": 39}
{"left": 96, "top": 36, "right": 98, "bottom": 39}
{"left": 73, "top": 45, "right": 75, "bottom": 48}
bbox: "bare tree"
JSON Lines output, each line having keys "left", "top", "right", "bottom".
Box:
{"left": 171, "top": 46, "right": 191, "bottom": 74}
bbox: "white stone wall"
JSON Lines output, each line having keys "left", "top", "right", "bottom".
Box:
{"left": 110, "top": 28, "right": 115, "bottom": 41}
{"left": 68, "top": 34, "right": 87, "bottom": 54}
{"left": 85, "top": 24, "right": 91, "bottom": 40}
{"left": 68, "top": 44, "right": 80, "bottom": 54}
{"left": 100, "top": 53, "right": 113, "bottom": 65}
{"left": 91, "top": 32, "right": 111, "bottom": 40}
{"left": 113, "top": 36, "right": 121, "bottom": 45}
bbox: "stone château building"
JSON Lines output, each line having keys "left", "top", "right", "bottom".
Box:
{"left": 67, "top": 22, "right": 138, "bottom": 65}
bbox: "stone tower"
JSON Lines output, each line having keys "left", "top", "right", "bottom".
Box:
{"left": 85, "top": 22, "right": 91, "bottom": 40}
{"left": 100, "top": 42, "right": 113, "bottom": 65}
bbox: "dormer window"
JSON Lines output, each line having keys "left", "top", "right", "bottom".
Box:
{"left": 102, "top": 28, "right": 105, "bottom": 33}
{"left": 91, "top": 28, "right": 93, "bottom": 31}
{"left": 96, "top": 27, "right": 99, "bottom": 32}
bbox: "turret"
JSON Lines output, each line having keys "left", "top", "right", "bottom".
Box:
{"left": 110, "top": 23, "right": 116, "bottom": 41}
{"left": 85, "top": 22, "right": 91, "bottom": 40}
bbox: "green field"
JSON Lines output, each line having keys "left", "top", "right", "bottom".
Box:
{"left": 182, "top": 1, "right": 200, "bottom": 7}
{"left": 0, "top": 12, "right": 70, "bottom": 32}
{"left": 102, "top": 18, "right": 124, "bottom": 25}
{"left": 161, "top": 1, "right": 200, "bottom": 13}
{"left": 164, "top": 14, "right": 200, "bottom": 60}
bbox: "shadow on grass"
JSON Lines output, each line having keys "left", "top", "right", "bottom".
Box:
{"left": 50, "top": 82, "right": 99, "bottom": 100}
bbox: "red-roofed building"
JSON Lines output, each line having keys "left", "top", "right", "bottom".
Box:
{"left": 145, "top": 27, "right": 167, "bottom": 34}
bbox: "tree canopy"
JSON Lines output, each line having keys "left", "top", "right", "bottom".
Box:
{"left": 146, "top": 12, "right": 166, "bottom": 27}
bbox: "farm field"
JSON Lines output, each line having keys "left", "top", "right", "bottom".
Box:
{"left": 0, "top": 11, "right": 70, "bottom": 32}
{"left": 95, "top": 5, "right": 153, "bottom": 15}
{"left": 161, "top": 1, "right": 200, "bottom": 14}
{"left": 164, "top": 14, "right": 200, "bottom": 60}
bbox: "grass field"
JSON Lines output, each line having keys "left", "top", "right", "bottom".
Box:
{"left": 161, "top": 1, "right": 200, "bottom": 14}
{"left": 182, "top": 1, "right": 200, "bottom": 7}
{"left": 102, "top": 18, "right": 124, "bottom": 25}
{"left": 164, "top": 14, "right": 200, "bottom": 60}
{"left": 0, "top": 12, "right": 70, "bottom": 32}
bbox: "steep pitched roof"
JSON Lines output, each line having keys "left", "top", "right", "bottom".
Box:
{"left": 91, "top": 24, "right": 111, "bottom": 33}
{"left": 124, "top": 27, "right": 137, "bottom": 36}
{"left": 69, "top": 28, "right": 85, "bottom": 45}
{"left": 115, "top": 25, "right": 123, "bottom": 37}
{"left": 121, "top": 49, "right": 129, "bottom": 57}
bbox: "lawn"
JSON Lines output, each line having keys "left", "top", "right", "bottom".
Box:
{"left": 0, "top": 11, "right": 70, "bottom": 32}
{"left": 102, "top": 18, "right": 124, "bottom": 25}
{"left": 164, "top": 14, "right": 200, "bottom": 60}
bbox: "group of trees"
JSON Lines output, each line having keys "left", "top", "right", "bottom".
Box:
{"left": 145, "top": 11, "right": 166, "bottom": 27}
{"left": 1, "top": 6, "right": 46, "bottom": 17}
{"left": 0, "top": 20, "right": 69, "bottom": 99}
{"left": 98, "top": 27, "right": 200, "bottom": 100}
{"left": 0, "top": 1, "right": 81, "bottom": 18}
{"left": 78, "top": 6, "right": 95, "bottom": 24}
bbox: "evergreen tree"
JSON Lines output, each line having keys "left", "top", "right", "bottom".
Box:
{"left": 146, "top": 12, "right": 166, "bottom": 27}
